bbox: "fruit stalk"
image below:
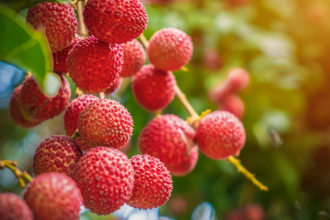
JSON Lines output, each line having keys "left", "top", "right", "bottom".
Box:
{"left": 77, "top": 1, "right": 88, "bottom": 37}
{"left": 0, "top": 159, "right": 33, "bottom": 187}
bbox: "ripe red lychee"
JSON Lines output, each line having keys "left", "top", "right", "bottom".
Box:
{"left": 165, "top": 145, "right": 198, "bottom": 176}
{"left": 9, "top": 86, "right": 42, "bottom": 128}
{"left": 218, "top": 94, "right": 245, "bottom": 119}
{"left": 67, "top": 36, "right": 123, "bottom": 94}
{"left": 78, "top": 98, "right": 133, "bottom": 149}
{"left": 83, "top": 0, "right": 148, "bottom": 44}
{"left": 120, "top": 40, "right": 146, "bottom": 77}
{"left": 138, "top": 114, "right": 196, "bottom": 175}
{"left": 20, "top": 75, "right": 71, "bottom": 121}
{"left": 33, "top": 135, "right": 83, "bottom": 177}
{"left": 127, "top": 155, "right": 172, "bottom": 209}
{"left": 0, "top": 193, "right": 33, "bottom": 220}
{"left": 26, "top": 2, "right": 77, "bottom": 52}
{"left": 196, "top": 111, "right": 246, "bottom": 160}
{"left": 73, "top": 147, "right": 134, "bottom": 215}
{"left": 148, "top": 28, "right": 193, "bottom": 71}
{"left": 53, "top": 38, "right": 81, "bottom": 74}
{"left": 132, "top": 65, "right": 176, "bottom": 112}
{"left": 104, "top": 77, "right": 122, "bottom": 94}
{"left": 64, "top": 95, "right": 99, "bottom": 137}
{"left": 24, "top": 172, "right": 82, "bottom": 220}
{"left": 209, "top": 68, "right": 250, "bottom": 102}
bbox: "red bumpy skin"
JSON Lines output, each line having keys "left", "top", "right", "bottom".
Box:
{"left": 165, "top": 146, "right": 198, "bottom": 176}
{"left": 83, "top": 0, "right": 148, "bottom": 44}
{"left": 120, "top": 40, "right": 146, "bottom": 77}
{"left": 148, "top": 28, "right": 193, "bottom": 71}
{"left": 26, "top": 2, "right": 77, "bottom": 52}
{"left": 24, "top": 172, "right": 82, "bottom": 220}
{"left": 132, "top": 65, "right": 176, "bottom": 112}
{"left": 64, "top": 95, "right": 99, "bottom": 136}
{"left": 104, "top": 77, "right": 122, "bottom": 94}
{"left": 127, "top": 155, "right": 173, "bottom": 209}
{"left": 9, "top": 86, "right": 42, "bottom": 128}
{"left": 0, "top": 193, "right": 33, "bottom": 220}
{"left": 209, "top": 68, "right": 250, "bottom": 102}
{"left": 33, "top": 135, "right": 83, "bottom": 177}
{"left": 196, "top": 111, "right": 246, "bottom": 159}
{"left": 20, "top": 76, "right": 71, "bottom": 121}
{"left": 218, "top": 94, "right": 245, "bottom": 119}
{"left": 73, "top": 147, "right": 134, "bottom": 215}
{"left": 138, "top": 114, "right": 197, "bottom": 176}
{"left": 53, "top": 38, "right": 81, "bottom": 74}
{"left": 78, "top": 99, "right": 133, "bottom": 149}
{"left": 67, "top": 36, "right": 123, "bottom": 94}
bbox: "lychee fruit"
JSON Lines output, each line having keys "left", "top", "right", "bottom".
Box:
{"left": 127, "top": 155, "right": 173, "bottom": 209}
{"left": 67, "top": 36, "right": 123, "bottom": 94}
{"left": 0, "top": 193, "right": 33, "bottom": 220}
{"left": 138, "top": 114, "right": 197, "bottom": 175}
{"left": 73, "top": 147, "right": 134, "bottom": 215}
{"left": 20, "top": 75, "right": 71, "bottom": 121}
{"left": 209, "top": 68, "right": 250, "bottom": 102}
{"left": 33, "top": 135, "right": 83, "bottom": 177}
{"left": 218, "top": 94, "right": 245, "bottom": 119}
{"left": 165, "top": 145, "right": 198, "bottom": 176}
{"left": 225, "top": 204, "right": 265, "bottom": 220}
{"left": 148, "top": 28, "right": 193, "bottom": 71}
{"left": 9, "top": 86, "right": 42, "bottom": 128}
{"left": 74, "top": 136, "right": 92, "bottom": 152}
{"left": 24, "top": 172, "right": 82, "bottom": 220}
{"left": 64, "top": 94, "right": 99, "bottom": 137}
{"left": 78, "top": 98, "right": 133, "bottom": 149}
{"left": 52, "top": 38, "right": 81, "bottom": 74}
{"left": 104, "top": 77, "right": 122, "bottom": 94}
{"left": 204, "top": 49, "right": 222, "bottom": 70}
{"left": 120, "top": 39, "right": 146, "bottom": 78}
{"left": 132, "top": 65, "right": 176, "bottom": 112}
{"left": 196, "top": 111, "right": 246, "bottom": 160}
{"left": 83, "top": 0, "right": 148, "bottom": 44}
{"left": 26, "top": 2, "right": 77, "bottom": 52}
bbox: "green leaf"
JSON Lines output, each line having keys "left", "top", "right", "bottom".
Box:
{"left": 0, "top": 4, "right": 61, "bottom": 97}
{"left": 0, "top": 0, "right": 72, "bottom": 11}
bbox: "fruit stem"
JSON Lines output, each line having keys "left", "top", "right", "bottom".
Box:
{"left": 99, "top": 92, "right": 105, "bottom": 99}
{"left": 174, "top": 85, "right": 199, "bottom": 120}
{"left": 77, "top": 0, "right": 89, "bottom": 38}
{"left": 139, "top": 33, "right": 149, "bottom": 48}
{"left": 0, "top": 159, "right": 33, "bottom": 188}
{"left": 227, "top": 156, "right": 268, "bottom": 191}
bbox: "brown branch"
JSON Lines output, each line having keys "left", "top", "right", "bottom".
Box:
{"left": 0, "top": 159, "right": 33, "bottom": 188}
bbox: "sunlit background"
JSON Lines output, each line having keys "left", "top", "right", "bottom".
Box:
{"left": 1, "top": 0, "right": 330, "bottom": 219}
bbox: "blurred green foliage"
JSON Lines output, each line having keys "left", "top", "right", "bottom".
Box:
{"left": 2, "top": 0, "right": 330, "bottom": 219}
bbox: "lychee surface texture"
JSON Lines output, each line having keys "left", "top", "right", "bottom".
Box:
{"left": 148, "top": 28, "right": 193, "bottom": 71}
{"left": 33, "top": 135, "right": 83, "bottom": 177}
{"left": 165, "top": 145, "right": 198, "bottom": 176}
{"left": 83, "top": 0, "right": 148, "bottom": 44}
{"left": 104, "top": 77, "right": 122, "bottom": 94}
{"left": 67, "top": 36, "right": 123, "bottom": 94}
{"left": 9, "top": 85, "right": 42, "bottom": 128}
{"left": 132, "top": 65, "right": 176, "bottom": 112}
{"left": 138, "top": 114, "right": 195, "bottom": 169}
{"left": 26, "top": 2, "right": 77, "bottom": 52}
{"left": 196, "top": 111, "right": 246, "bottom": 159}
{"left": 127, "top": 155, "right": 173, "bottom": 209}
{"left": 78, "top": 98, "right": 133, "bottom": 149}
{"left": 0, "top": 193, "right": 33, "bottom": 220}
{"left": 218, "top": 94, "right": 245, "bottom": 119}
{"left": 53, "top": 38, "right": 81, "bottom": 74}
{"left": 64, "top": 95, "right": 99, "bottom": 136}
{"left": 20, "top": 76, "right": 71, "bottom": 121}
{"left": 75, "top": 137, "right": 92, "bottom": 152}
{"left": 120, "top": 40, "right": 146, "bottom": 77}
{"left": 73, "top": 147, "right": 134, "bottom": 215}
{"left": 24, "top": 172, "right": 82, "bottom": 220}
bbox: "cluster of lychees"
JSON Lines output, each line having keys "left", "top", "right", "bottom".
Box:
{"left": 3, "top": 0, "right": 254, "bottom": 219}
{"left": 209, "top": 68, "right": 250, "bottom": 119}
